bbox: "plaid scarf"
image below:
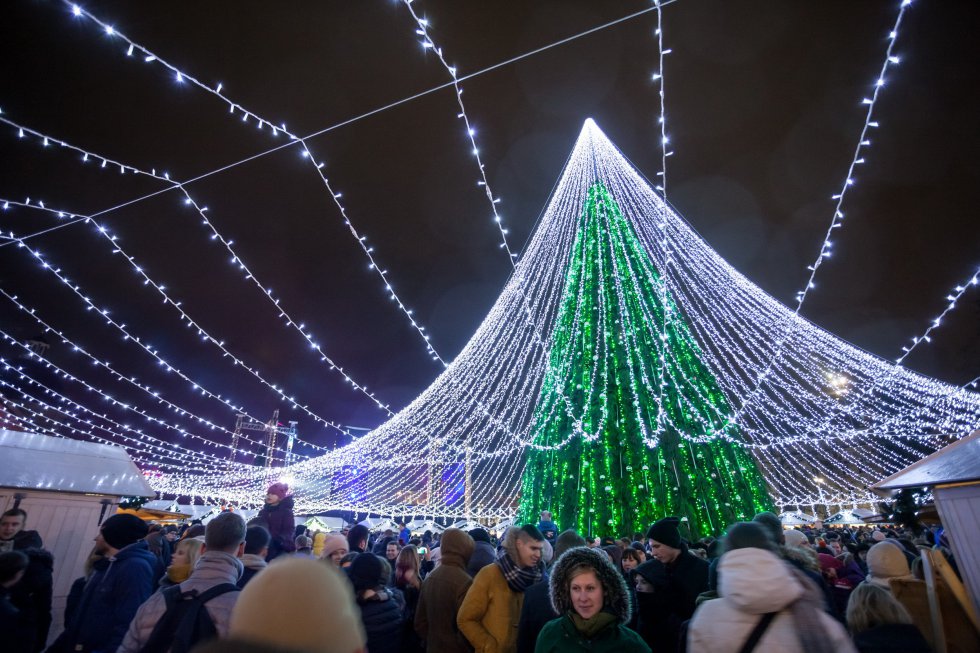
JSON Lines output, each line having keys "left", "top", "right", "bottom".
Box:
{"left": 496, "top": 550, "right": 543, "bottom": 593}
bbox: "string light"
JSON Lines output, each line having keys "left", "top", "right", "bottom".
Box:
{"left": 61, "top": 0, "right": 445, "bottom": 364}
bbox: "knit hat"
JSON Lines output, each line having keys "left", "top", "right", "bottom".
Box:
{"left": 784, "top": 529, "right": 809, "bottom": 548}
{"left": 321, "top": 534, "right": 348, "bottom": 560}
{"left": 469, "top": 528, "right": 492, "bottom": 544}
{"left": 230, "top": 557, "right": 366, "bottom": 653}
{"left": 871, "top": 530, "right": 886, "bottom": 542}
{"left": 266, "top": 482, "right": 290, "bottom": 501}
{"left": 646, "top": 517, "right": 682, "bottom": 549}
{"left": 100, "top": 514, "right": 149, "bottom": 550}
{"left": 752, "top": 512, "right": 784, "bottom": 545}
{"left": 346, "top": 552, "right": 386, "bottom": 592}
{"left": 866, "top": 541, "right": 911, "bottom": 588}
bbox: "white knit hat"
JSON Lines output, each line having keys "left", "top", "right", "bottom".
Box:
{"left": 783, "top": 530, "right": 809, "bottom": 548}
{"left": 230, "top": 557, "right": 366, "bottom": 653}
{"left": 866, "top": 541, "right": 911, "bottom": 588}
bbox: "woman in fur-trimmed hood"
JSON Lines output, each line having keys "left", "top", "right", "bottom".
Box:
{"left": 534, "top": 547, "right": 650, "bottom": 652}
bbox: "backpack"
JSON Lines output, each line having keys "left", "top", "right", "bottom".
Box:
{"left": 138, "top": 583, "right": 240, "bottom": 653}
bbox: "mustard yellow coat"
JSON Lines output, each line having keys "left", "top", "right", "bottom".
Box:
{"left": 457, "top": 563, "right": 524, "bottom": 653}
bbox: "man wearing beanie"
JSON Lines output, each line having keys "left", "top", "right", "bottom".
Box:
{"left": 516, "top": 529, "right": 587, "bottom": 653}
{"left": 119, "top": 511, "right": 247, "bottom": 653}
{"left": 645, "top": 517, "right": 708, "bottom": 632}
{"left": 415, "top": 528, "right": 475, "bottom": 653}
{"left": 47, "top": 513, "right": 156, "bottom": 653}
{"left": 466, "top": 527, "right": 496, "bottom": 576}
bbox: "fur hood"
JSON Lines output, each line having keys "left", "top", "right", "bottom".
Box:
{"left": 780, "top": 544, "right": 819, "bottom": 574}
{"left": 548, "top": 547, "right": 632, "bottom": 623}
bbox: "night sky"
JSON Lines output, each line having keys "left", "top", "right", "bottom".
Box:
{"left": 1, "top": 1, "right": 978, "bottom": 462}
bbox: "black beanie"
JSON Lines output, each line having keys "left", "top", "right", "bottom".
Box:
{"left": 469, "top": 528, "right": 492, "bottom": 544}
{"left": 100, "top": 514, "right": 149, "bottom": 550}
{"left": 347, "top": 552, "right": 385, "bottom": 593}
{"left": 646, "top": 517, "right": 681, "bottom": 549}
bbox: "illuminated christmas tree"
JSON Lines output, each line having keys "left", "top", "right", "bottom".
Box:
{"left": 517, "top": 183, "right": 772, "bottom": 538}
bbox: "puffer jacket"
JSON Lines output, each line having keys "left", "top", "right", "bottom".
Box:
{"left": 687, "top": 548, "right": 856, "bottom": 653}
{"left": 47, "top": 540, "right": 158, "bottom": 653}
{"left": 117, "top": 550, "right": 244, "bottom": 653}
{"left": 358, "top": 590, "right": 403, "bottom": 653}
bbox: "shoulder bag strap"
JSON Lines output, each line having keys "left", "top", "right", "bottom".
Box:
{"left": 737, "top": 611, "right": 778, "bottom": 653}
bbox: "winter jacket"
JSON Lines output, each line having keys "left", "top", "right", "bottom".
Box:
{"left": 117, "top": 550, "right": 244, "bottom": 653}
{"left": 687, "top": 548, "right": 856, "bottom": 653}
{"left": 237, "top": 553, "right": 267, "bottom": 588}
{"left": 852, "top": 623, "right": 931, "bottom": 653}
{"left": 258, "top": 497, "right": 295, "bottom": 559}
{"left": 458, "top": 563, "right": 525, "bottom": 653}
{"left": 664, "top": 546, "right": 709, "bottom": 622}
{"left": 357, "top": 590, "right": 403, "bottom": 653}
{"left": 0, "top": 529, "right": 43, "bottom": 553}
{"left": 415, "top": 528, "right": 474, "bottom": 653}
{"left": 468, "top": 541, "right": 497, "bottom": 577}
{"left": 1, "top": 585, "right": 36, "bottom": 653}
{"left": 631, "top": 559, "right": 677, "bottom": 650}
{"left": 47, "top": 540, "right": 158, "bottom": 653}
{"left": 515, "top": 581, "right": 556, "bottom": 653}
{"left": 9, "top": 546, "right": 54, "bottom": 652}
{"left": 533, "top": 614, "right": 650, "bottom": 653}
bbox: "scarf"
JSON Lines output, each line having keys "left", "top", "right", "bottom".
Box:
{"left": 570, "top": 611, "right": 617, "bottom": 639}
{"left": 166, "top": 563, "right": 192, "bottom": 584}
{"left": 495, "top": 551, "right": 542, "bottom": 593}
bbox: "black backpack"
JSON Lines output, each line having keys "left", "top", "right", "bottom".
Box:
{"left": 138, "top": 583, "right": 240, "bottom": 653}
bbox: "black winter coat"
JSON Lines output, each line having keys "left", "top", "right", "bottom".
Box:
{"left": 665, "top": 549, "right": 708, "bottom": 622}
{"left": 516, "top": 580, "right": 557, "bottom": 653}
{"left": 358, "top": 591, "right": 404, "bottom": 653}
{"left": 467, "top": 542, "right": 496, "bottom": 577}
{"left": 9, "top": 547, "right": 53, "bottom": 652}
{"left": 1, "top": 586, "right": 36, "bottom": 653}
{"left": 853, "top": 623, "right": 932, "bottom": 653}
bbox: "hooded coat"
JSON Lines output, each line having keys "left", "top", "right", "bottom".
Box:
{"left": 687, "top": 548, "right": 856, "bottom": 653}
{"left": 118, "top": 550, "right": 244, "bottom": 653}
{"left": 415, "top": 528, "right": 475, "bottom": 653}
{"left": 47, "top": 540, "right": 158, "bottom": 653}
{"left": 533, "top": 547, "right": 649, "bottom": 653}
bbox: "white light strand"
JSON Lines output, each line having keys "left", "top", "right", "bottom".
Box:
{"left": 896, "top": 266, "right": 979, "bottom": 365}
{"left": 63, "top": 1, "right": 444, "bottom": 364}
{"left": 400, "top": 1, "right": 518, "bottom": 263}
{"left": 0, "top": 115, "right": 395, "bottom": 417}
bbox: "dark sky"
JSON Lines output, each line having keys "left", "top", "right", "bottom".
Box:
{"left": 1, "top": 1, "right": 978, "bottom": 462}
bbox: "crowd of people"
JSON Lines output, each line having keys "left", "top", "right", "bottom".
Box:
{"left": 0, "top": 485, "right": 976, "bottom": 653}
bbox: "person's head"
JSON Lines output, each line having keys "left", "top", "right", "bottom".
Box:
{"left": 182, "top": 524, "right": 206, "bottom": 540}
{"left": 347, "top": 553, "right": 387, "bottom": 596}
{"left": 783, "top": 529, "right": 809, "bottom": 549}
{"left": 540, "top": 510, "right": 552, "bottom": 521}
{"left": 724, "top": 522, "right": 776, "bottom": 554}
{"left": 230, "top": 557, "right": 367, "bottom": 653}
{"left": 549, "top": 546, "right": 631, "bottom": 623}
{"left": 846, "top": 582, "right": 914, "bottom": 634}
{"left": 0, "top": 550, "right": 29, "bottom": 588}
{"left": 553, "top": 529, "right": 587, "bottom": 560}
{"left": 752, "top": 512, "right": 784, "bottom": 547}
{"left": 438, "top": 528, "right": 475, "bottom": 569}
{"left": 394, "top": 546, "right": 420, "bottom": 587}
{"left": 866, "top": 541, "right": 911, "bottom": 588}
{"left": 163, "top": 526, "right": 178, "bottom": 542}
{"left": 504, "top": 524, "right": 545, "bottom": 568}
{"left": 385, "top": 541, "right": 400, "bottom": 561}
{"left": 96, "top": 514, "right": 149, "bottom": 554}
{"left": 469, "top": 528, "right": 492, "bottom": 545}
{"left": 0, "top": 508, "right": 27, "bottom": 540}
{"left": 646, "top": 517, "right": 683, "bottom": 564}
{"left": 265, "top": 482, "right": 289, "bottom": 506}
{"left": 321, "top": 533, "right": 349, "bottom": 567}
{"left": 339, "top": 552, "right": 358, "bottom": 569}
{"left": 244, "top": 525, "right": 271, "bottom": 558}
{"left": 632, "top": 558, "right": 668, "bottom": 594}
{"left": 204, "top": 512, "right": 247, "bottom": 555}
{"left": 347, "top": 524, "right": 369, "bottom": 553}
{"left": 621, "top": 547, "right": 644, "bottom": 573}
{"left": 295, "top": 535, "right": 313, "bottom": 552}
{"left": 171, "top": 537, "right": 205, "bottom": 569}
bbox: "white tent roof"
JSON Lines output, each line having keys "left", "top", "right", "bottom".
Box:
{"left": 0, "top": 429, "right": 153, "bottom": 497}
{"left": 407, "top": 519, "right": 445, "bottom": 533}
{"left": 779, "top": 511, "right": 817, "bottom": 526}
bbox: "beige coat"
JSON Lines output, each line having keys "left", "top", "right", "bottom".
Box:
{"left": 687, "top": 548, "right": 856, "bottom": 653}
{"left": 458, "top": 563, "right": 524, "bottom": 653}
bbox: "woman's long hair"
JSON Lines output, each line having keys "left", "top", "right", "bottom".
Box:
{"left": 395, "top": 545, "right": 421, "bottom": 588}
